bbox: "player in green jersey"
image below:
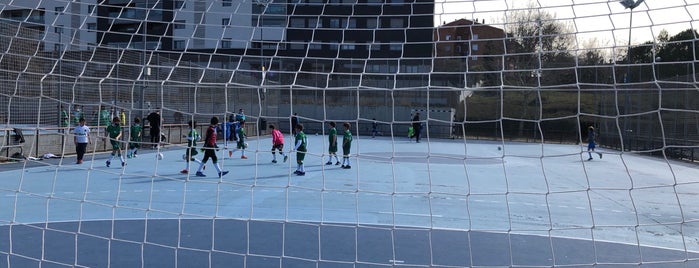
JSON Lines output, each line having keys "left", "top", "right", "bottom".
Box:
{"left": 341, "top": 122, "right": 353, "bottom": 169}
{"left": 293, "top": 124, "right": 307, "bottom": 176}
{"left": 105, "top": 117, "right": 126, "bottom": 167}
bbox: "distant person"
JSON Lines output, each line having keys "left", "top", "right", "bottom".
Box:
{"left": 72, "top": 105, "right": 83, "bottom": 126}
{"left": 326, "top": 121, "right": 340, "bottom": 165}
{"left": 146, "top": 109, "right": 162, "bottom": 149}
{"left": 119, "top": 110, "right": 127, "bottom": 126}
{"left": 293, "top": 124, "right": 307, "bottom": 176}
{"left": 411, "top": 112, "right": 422, "bottom": 143}
{"left": 194, "top": 116, "right": 228, "bottom": 178}
{"left": 341, "top": 122, "right": 353, "bottom": 169}
{"left": 291, "top": 113, "right": 299, "bottom": 135}
{"left": 72, "top": 117, "right": 90, "bottom": 164}
{"left": 59, "top": 105, "right": 68, "bottom": 133}
{"left": 127, "top": 117, "right": 142, "bottom": 158}
{"left": 371, "top": 118, "right": 378, "bottom": 138}
{"left": 235, "top": 108, "right": 246, "bottom": 123}
{"left": 231, "top": 120, "right": 248, "bottom": 159}
{"left": 105, "top": 117, "right": 126, "bottom": 168}
{"left": 269, "top": 124, "right": 288, "bottom": 163}
{"left": 99, "top": 106, "right": 111, "bottom": 127}
{"left": 587, "top": 126, "right": 603, "bottom": 161}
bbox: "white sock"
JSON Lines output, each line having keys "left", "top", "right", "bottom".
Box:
{"left": 214, "top": 163, "right": 222, "bottom": 173}
{"left": 196, "top": 161, "right": 206, "bottom": 173}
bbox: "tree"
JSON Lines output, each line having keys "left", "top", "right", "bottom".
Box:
{"left": 502, "top": 7, "right": 577, "bottom": 88}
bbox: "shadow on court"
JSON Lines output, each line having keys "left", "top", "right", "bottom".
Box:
{"left": 1, "top": 219, "right": 697, "bottom": 267}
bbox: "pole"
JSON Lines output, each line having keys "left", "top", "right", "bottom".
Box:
{"left": 141, "top": 0, "right": 148, "bottom": 119}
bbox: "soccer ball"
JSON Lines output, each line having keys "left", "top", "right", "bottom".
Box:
{"left": 497, "top": 146, "right": 502, "bottom": 151}
{"left": 156, "top": 153, "right": 164, "bottom": 160}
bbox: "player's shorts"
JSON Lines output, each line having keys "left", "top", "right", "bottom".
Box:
{"left": 129, "top": 142, "right": 140, "bottom": 149}
{"left": 110, "top": 140, "right": 121, "bottom": 150}
{"left": 186, "top": 147, "right": 198, "bottom": 159}
{"left": 328, "top": 144, "right": 337, "bottom": 153}
{"left": 296, "top": 150, "right": 306, "bottom": 163}
{"left": 272, "top": 144, "right": 284, "bottom": 151}
{"left": 237, "top": 141, "right": 247, "bottom": 149}
{"left": 588, "top": 142, "right": 596, "bottom": 150}
{"left": 343, "top": 146, "right": 351, "bottom": 157}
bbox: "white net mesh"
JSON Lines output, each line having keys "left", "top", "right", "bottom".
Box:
{"left": 1, "top": 0, "right": 699, "bottom": 267}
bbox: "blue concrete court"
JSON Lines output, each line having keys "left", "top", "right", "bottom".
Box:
{"left": 2, "top": 135, "right": 699, "bottom": 267}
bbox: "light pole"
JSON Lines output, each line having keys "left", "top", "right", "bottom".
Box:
{"left": 619, "top": 0, "right": 645, "bottom": 151}
{"left": 255, "top": 0, "right": 272, "bottom": 120}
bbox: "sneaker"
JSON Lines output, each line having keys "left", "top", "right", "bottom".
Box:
{"left": 587, "top": 157, "right": 593, "bottom": 161}
{"left": 195, "top": 172, "right": 206, "bottom": 177}
{"left": 341, "top": 165, "right": 346, "bottom": 168}
{"left": 121, "top": 162, "right": 126, "bottom": 167}
{"left": 106, "top": 161, "right": 111, "bottom": 167}
{"left": 76, "top": 160, "right": 82, "bottom": 164}
{"left": 272, "top": 159, "right": 277, "bottom": 163}
{"left": 133, "top": 154, "right": 137, "bottom": 158}
{"left": 241, "top": 155, "right": 248, "bottom": 159}
{"left": 228, "top": 151, "right": 233, "bottom": 158}
{"left": 283, "top": 156, "right": 288, "bottom": 163}
{"left": 296, "top": 171, "right": 305, "bottom": 176}
{"left": 181, "top": 169, "right": 189, "bottom": 174}
{"left": 335, "top": 161, "right": 341, "bottom": 165}
{"left": 598, "top": 152, "right": 603, "bottom": 159}
{"left": 293, "top": 170, "right": 301, "bottom": 175}
{"left": 219, "top": 171, "right": 229, "bottom": 177}
{"left": 343, "top": 165, "right": 351, "bottom": 169}
{"left": 326, "top": 161, "right": 332, "bottom": 165}
{"left": 127, "top": 154, "right": 132, "bottom": 159}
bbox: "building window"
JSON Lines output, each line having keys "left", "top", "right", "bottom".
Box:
{"left": 390, "top": 43, "right": 401, "bottom": 51}
{"left": 366, "top": 18, "right": 377, "bottom": 29}
{"left": 174, "top": 40, "right": 185, "bottom": 50}
{"left": 390, "top": 18, "right": 403, "bottom": 28}
{"left": 221, "top": 39, "right": 232, "bottom": 48}
{"left": 174, "top": 20, "right": 186, "bottom": 29}
{"left": 371, "top": 44, "right": 381, "bottom": 51}
{"left": 367, "top": 0, "right": 382, "bottom": 5}
{"left": 174, "top": 1, "right": 185, "bottom": 9}
{"left": 55, "top": 6, "right": 64, "bottom": 15}
{"left": 87, "top": 5, "right": 95, "bottom": 14}
{"left": 55, "top": 25, "right": 64, "bottom": 34}
{"left": 87, "top": 23, "right": 96, "bottom": 31}
{"left": 472, "top": 44, "right": 479, "bottom": 51}
{"left": 54, "top": 44, "right": 62, "bottom": 51}
{"left": 290, "top": 18, "right": 304, "bottom": 28}
{"left": 310, "top": 43, "right": 322, "bottom": 50}
{"left": 222, "top": 18, "right": 230, "bottom": 27}
{"left": 290, "top": 41, "right": 304, "bottom": 50}
{"left": 349, "top": 18, "right": 357, "bottom": 28}
{"left": 472, "top": 34, "right": 479, "bottom": 40}
{"left": 445, "top": 34, "right": 451, "bottom": 41}
{"left": 222, "top": 0, "right": 232, "bottom": 7}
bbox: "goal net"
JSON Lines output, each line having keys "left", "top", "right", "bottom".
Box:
{"left": 1, "top": 0, "right": 698, "bottom": 267}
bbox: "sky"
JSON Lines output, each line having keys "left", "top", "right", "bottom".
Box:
{"left": 434, "top": 0, "right": 699, "bottom": 48}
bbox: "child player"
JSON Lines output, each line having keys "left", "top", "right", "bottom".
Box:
{"left": 269, "top": 124, "right": 288, "bottom": 163}
{"left": 293, "top": 124, "right": 307, "bottom": 176}
{"left": 341, "top": 122, "right": 353, "bottom": 169}
{"left": 587, "top": 126, "right": 603, "bottom": 161}
{"left": 105, "top": 117, "right": 126, "bottom": 167}
{"left": 325, "top": 121, "right": 340, "bottom": 165}
{"left": 231, "top": 120, "right": 248, "bottom": 159}
{"left": 127, "top": 117, "right": 142, "bottom": 158}
{"left": 195, "top": 116, "right": 229, "bottom": 177}
{"left": 181, "top": 120, "right": 203, "bottom": 174}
